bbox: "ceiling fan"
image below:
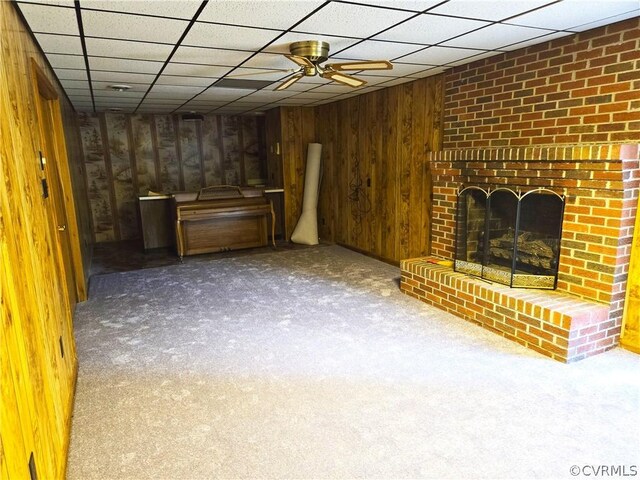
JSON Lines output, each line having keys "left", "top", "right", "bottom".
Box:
{"left": 274, "top": 40, "right": 393, "bottom": 91}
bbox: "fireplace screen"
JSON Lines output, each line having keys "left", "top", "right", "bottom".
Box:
{"left": 455, "top": 186, "right": 565, "bottom": 289}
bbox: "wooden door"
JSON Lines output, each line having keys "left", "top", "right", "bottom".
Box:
{"left": 36, "top": 94, "right": 76, "bottom": 306}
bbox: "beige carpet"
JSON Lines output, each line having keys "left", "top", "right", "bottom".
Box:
{"left": 67, "top": 245, "right": 640, "bottom": 479}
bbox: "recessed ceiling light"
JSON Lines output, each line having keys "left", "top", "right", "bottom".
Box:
{"left": 109, "top": 84, "right": 132, "bottom": 92}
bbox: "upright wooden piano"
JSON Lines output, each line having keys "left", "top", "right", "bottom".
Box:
{"left": 173, "top": 186, "right": 275, "bottom": 259}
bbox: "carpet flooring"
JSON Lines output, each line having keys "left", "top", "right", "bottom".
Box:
{"left": 67, "top": 245, "right": 640, "bottom": 479}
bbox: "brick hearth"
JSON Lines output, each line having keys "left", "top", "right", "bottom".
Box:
{"left": 401, "top": 259, "right": 610, "bottom": 362}
{"left": 401, "top": 144, "right": 639, "bottom": 362}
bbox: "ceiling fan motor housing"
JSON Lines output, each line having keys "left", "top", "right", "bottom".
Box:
{"left": 289, "top": 40, "right": 330, "bottom": 64}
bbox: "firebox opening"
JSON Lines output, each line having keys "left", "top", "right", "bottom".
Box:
{"left": 455, "top": 186, "right": 565, "bottom": 289}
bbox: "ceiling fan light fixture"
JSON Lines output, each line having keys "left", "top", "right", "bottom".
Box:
{"left": 323, "top": 70, "right": 366, "bottom": 88}
{"left": 280, "top": 40, "right": 390, "bottom": 89}
{"left": 289, "top": 41, "right": 329, "bottom": 63}
{"left": 275, "top": 73, "right": 304, "bottom": 91}
{"left": 330, "top": 60, "right": 393, "bottom": 71}
{"left": 285, "top": 54, "right": 315, "bottom": 68}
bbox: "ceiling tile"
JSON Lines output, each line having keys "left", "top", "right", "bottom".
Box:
{"left": 54, "top": 68, "right": 88, "bottom": 81}
{"left": 310, "top": 98, "right": 339, "bottom": 105}
{"left": 64, "top": 87, "right": 92, "bottom": 96}
{"left": 296, "top": 75, "right": 328, "bottom": 85}
{"left": 90, "top": 71, "right": 157, "bottom": 84}
{"left": 225, "top": 68, "right": 291, "bottom": 81}
{"left": 136, "top": 107, "right": 177, "bottom": 113}
{"left": 92, "top": 81, "right": 151, "bottom": 92}
{"left": 155, "top": 75, "right": 215, "bottom": 87}
{"left": 211, "top": 105, "right": 255, "bottom": 111}
{"left": 345, "top": 1, "right": 444, "bottom": 12}
{"left": 442, "top": 23, "right": 553, "bottom": 50}
{"left": 45, "top": 53, "right": 86, "bottom": 69}
{"left": 70, "top": 102, "right": 94, "bottom": 108}
{"left": 59, "top": 79, "right": 91, "bottom": 90}
{"left": 254, "top": 79, "right": 310, "bottom": 92}
{"left": 233, "top": 97, "right": 274, "bottom": 104}
{"left": 350, "top": 61, "right": 435, "bottom": 76}
{"left": 17, "top": 0, "right": 75, "bottom": 6}
{"left": 94, "top": 98, "right": 142, "bottom": 106}
{"left": 17, "top": 3, "right": 79, "bottom": 35}
{"left": 559, "top": 9, "right": 640, "bottom": 32}
{"left": 330, "top": 39, "right": 424, "bottom": 60}
{"left": 224, "top": 101, "right": 265, "bottom": 107}
{"left": 395, "top": 46, "right": 486, "bottom": 65}
{"left": 92, "top": 88, "right": 145, "bottom": 99}
{"left": 309, "top": 83, "right": 357, "bottom": 94}
{"left": 170, "top": 46, "right": 253, "bottom": 66}
{"left": 241, "top": 52, "right": 300, "bottom": 70}
{"left": 197, "top": 87, "right": 254, "bottom": 99}
{"left": 197, "top": 1, "right": 325, "bottom": 29}
{"left": 443, "top": 50, "right": 502, "bottom": 67}
{"left": 34, "top": 33, "right": 83, "bottom": 55}
{"left": 68, "top": 101, "right": 94, "bottom": 107}
{"left": 81, "top": 10, "right": 188, "bottom": 43}
{"left": 67, "top": 97, "right": 93, "bottom": 104}
{"left": 238, "top": 90, "right": 296, "bottom": 100}
{"left": 289, "top": 91, "right": 339, "bottom": 99}
{"left": 144, "top": 91, "right": 195, "bottom": 100}
{"left": 374, "top": 13, "right": 490, "bottom": 44}
{"left": 85, "top": 38, "right": 173, "bottom": 61}
{"left": 371, "top": 76, "right": 415, "bottom": 87}
{"left": 263, "top": 32, "right": 362, "bottom": 55}
{"left": 293, "top": 3, "right": 416, "bottom": 38}
{"left": 141, "top": 102, "right": 188, "bottom": 110}
{"left": 278, "top": 98, "right": 317, "bottom": 105}
{"left": 148, "top": 85, "right": 205, "bottom": 96}
{"left": 163, "top": 62, "right": 233, "bottom": 78}
{"left": 506, "top": 0, "right": 640, "bottom": 30}
{"left": 183, "top": 22, "right": 282, "bottom": 51}
{"left": 95, "top": 107, "right": 137, "bottom": 113}
{"left": 82, "top": 0, "right": 202, "bottom": 19}
{"left": 409, "top": 66, "right": 447, "bottom": 77}
{"left": 500, "top": 31, "right": 572, "bottom": 52}
{"left": 181, "top": 100, "right": 229, "bottom": 108}
{"left": 428, "top": 0, "right": 556, "bottom": 21}
{"left": 88, "top": 56, "right": 164, "bottom": 74}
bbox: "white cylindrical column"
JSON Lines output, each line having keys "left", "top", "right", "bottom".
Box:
{"left": 291, "top": 143, "right": 322, "bottom": 245}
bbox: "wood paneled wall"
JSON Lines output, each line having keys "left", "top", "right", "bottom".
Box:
{"left": 1, "top": 2, "right": 91, "bottom": 479}
{"left": 78, "top": 113, "right": 267, "bottom": 242}
{"left": 264, "top": 107, "right": 317, "bottom": 240}
{"left": 270, "top": 76, "right": 444, "bottom": 261}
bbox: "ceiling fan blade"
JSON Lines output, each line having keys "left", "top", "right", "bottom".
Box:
{"left": 285, "top": 54, "right": 315, "bottom": 68}
{"left": 228, "top": 68, "right": 293, "bottom": 78}
{"left": 321, "top": 70, "right": 366, "bottom": 88}
{"left": 325, "top": 60, "right": 393, "bottom": 71}
{"left": 274, "top": 73, "right": 304, "bottom": 91}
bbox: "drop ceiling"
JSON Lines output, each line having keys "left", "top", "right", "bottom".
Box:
{"left": 15, "top": 0, "right": 640, "bottom": 115}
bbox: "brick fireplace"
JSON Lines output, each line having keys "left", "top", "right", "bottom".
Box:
{"left": 401, "top": 144, "right": 639, "bottom": 362}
